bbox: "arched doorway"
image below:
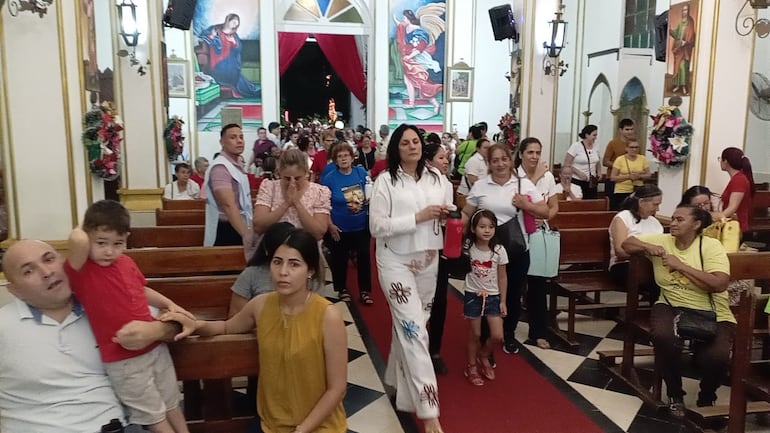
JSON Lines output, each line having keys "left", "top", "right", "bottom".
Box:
{"left": 586, "top": 74, "right": 614, "bottom": 147}
{"left": 617, "top": 77, "right": 648, "bottom": 141}
{"left": 277, "top": 1, "right": 370, "bottom": 127}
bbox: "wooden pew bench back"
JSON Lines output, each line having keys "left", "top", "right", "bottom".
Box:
{"left": 549, "top": 211, "right": 616, "bottom": 229}
{"left": 163, "top": 200, "right": 206, "bottom": 211}
{"left": 129, "top": 225, "right": 204, "bottom": 248}
{"left": 156, "top": 209, "right": 205, "bottom": 226}
{"left": 557, "top": 198, "right": 609, "bottom": 212}
{"left": 125, "top": 246, "right": 245, "bottom": 277}
{"left": 147, "top": 275, "right": 236, "bottom": 320}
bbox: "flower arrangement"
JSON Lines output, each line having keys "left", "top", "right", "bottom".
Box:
{"left": 649, "top": 104, "right": 694, "bottom": 167}
{"left": 498, "top": 112, "right": 520, "bottom": 150}
{"left": 82, "top": 102, "right": 122, "bottom": 180}
{"left": 164, "top": 116, "right": 185, "bottom": 162}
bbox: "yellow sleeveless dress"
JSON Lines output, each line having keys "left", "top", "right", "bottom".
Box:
{"left": 257, "top": 292, "right": 347, "bottom": 433}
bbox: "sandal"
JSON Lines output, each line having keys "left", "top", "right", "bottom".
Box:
{"left": 536, "top": 338, "right": 551, "bottom": 350}
{"left": 464, "top": 364, "right": 484, "bottom": 386}
{"left": 360, "top": 292, "right": 374, "bottom": 305}
{"left": 477, "top": 356, "right": 495, "bottom": 381}
{"left": 338, "top": 290, "right": 352, "bottom": 302}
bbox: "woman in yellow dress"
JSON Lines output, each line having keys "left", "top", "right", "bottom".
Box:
{"left": 172, "top": 228, "right": 348, "bottom": 433}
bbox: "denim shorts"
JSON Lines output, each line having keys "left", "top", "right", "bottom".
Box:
{"left": 463, "top": 291, "right": 501, "bottom": 318}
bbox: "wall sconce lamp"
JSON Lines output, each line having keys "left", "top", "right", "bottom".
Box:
{"left": 117, "top": 0, "right": 140, "bottom": 47}
{"left": 543, "top": 5, "right": 567, "bottom": 58}
{"left": 736, "top": 0, "right": 770, "bottom": 38}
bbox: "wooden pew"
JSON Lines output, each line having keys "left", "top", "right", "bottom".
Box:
{"left": 547, "top": 228, "right": 639, "bottom": 345}
{"left": 128, "top": 225, "right": 204, "bottom": 248}
{"left": 608, "top": 252, "right": 770, "bottom": 422}
{"left": 147, "top": 275, "right": 236, "bottom": 320}
{"left": 750, "top": 190, "right": 770, "bottom": 230}
{"left": 126, "top": 246, "right": 247, "bottom": 428}
{"left": 163, "top": 200, "right": 205, "bottom": 211}
{"left": 125, "top": 246, "right": 245, "bottom": 277}
{"left": 548, "top": 211, "right": 616, "bottom": 229}
{"left": 156, "top": 209, "right": 205, "bottom": 226}
{"left": 170, "top": 334, "right": 259, "bottom": 433}
{"left": 727, "top": 293, "right": 770, "bottom": 433}
{"left": 557, "top": 198, "right": 609, "bottom": 212}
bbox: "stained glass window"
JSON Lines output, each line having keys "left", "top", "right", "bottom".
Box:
{"left": 624, "top": 0, "right": 656, "bottom": 48}
{"left": 284, "top": 0, "right": 362, "bottom": 24}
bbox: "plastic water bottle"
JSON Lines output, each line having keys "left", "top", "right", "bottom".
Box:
{"left": 101, "top": 419, "right": 124, "bottom": 433}
{"left": 444, "top": 210, "right": 464, "bottom": 259}
{"left": 364, "top": 176, "right": 373, "bottom": 201}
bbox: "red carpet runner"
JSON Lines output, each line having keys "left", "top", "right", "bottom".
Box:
{"left": 350, "top": 259, "right": 604, "bottom": 433}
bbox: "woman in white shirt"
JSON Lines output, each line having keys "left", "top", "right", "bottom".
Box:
{"left": 456, "top": 138, "right": 491, "bottom": 196}
{"left": 163, "top": 163, "right": 201, "bottom": 200}
{"left": 461, "top": 143, "right": 549, "bottom": 355}
{"left": 514, "top": 137, "right": 559, "bottom": 349}
{"left": 369, "top": 124, "right": 454, "bottom": 433}
{"left": 608, "top": 184, "right": 664, "bottom": 295}
{"left": 563, "top": 125, "right": 602, "bottom": 199}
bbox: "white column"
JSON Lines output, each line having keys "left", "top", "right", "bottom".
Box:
{"left": 0, "top": 1, "right": 91, "bottom": 240}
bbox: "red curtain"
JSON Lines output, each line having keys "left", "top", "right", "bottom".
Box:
{"left": 278, "top": 32, "right": 309, "bottom": 76}
{"left": 315, "top": 34, "right": 367, "bottom": 103}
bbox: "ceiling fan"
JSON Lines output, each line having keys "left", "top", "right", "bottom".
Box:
{"left": 750, "top": 72, "right": 770, "bottom": 121}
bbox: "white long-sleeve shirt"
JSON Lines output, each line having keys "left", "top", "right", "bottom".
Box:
{"left": 369, "top": 166, "right": 454, "bottom": 254}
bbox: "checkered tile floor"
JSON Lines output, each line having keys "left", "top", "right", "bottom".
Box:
{"left": 326, "top": 276, "right": 770, "bottom": 433}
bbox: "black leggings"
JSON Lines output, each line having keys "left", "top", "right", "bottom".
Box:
{"left": 428, "top": 253, "right": 449, "bottom": 356}
{"left": 572, "top": 178, "right": 598, "bottom": 199}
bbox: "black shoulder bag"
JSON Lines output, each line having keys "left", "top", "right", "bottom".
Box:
{"left": 495, "top": 174, "right": 527, "bottom": 255}
{"left": 662, "top": 236, "right": 718, "bottom": 342}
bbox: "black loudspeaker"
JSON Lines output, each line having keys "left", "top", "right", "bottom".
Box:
{"left": 488, "top": 5, "right": 518, "bottom": 42}
{"left": 163, "top": 0, "right": 197, "bottom": 31}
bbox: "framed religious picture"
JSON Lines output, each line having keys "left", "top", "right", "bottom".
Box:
{"left": 446, "top": 62, "right": 473, "bottom": 102}
{"left": 167, "top": 58, "right": 192, "bottom": 99}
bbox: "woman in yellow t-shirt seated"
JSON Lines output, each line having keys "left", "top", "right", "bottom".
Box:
{"left": 622, "top": 204, "right": 732, "bottom": 418}
{"left": 609, "top": 140, "right": 651, "bottom": 211}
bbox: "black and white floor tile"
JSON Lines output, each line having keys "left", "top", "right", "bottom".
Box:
{"left": 327, "top": 275, "right": 770, "bottom": 433}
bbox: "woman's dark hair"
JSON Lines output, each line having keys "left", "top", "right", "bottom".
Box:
{"left": 174, "top": 162, "right": 191, "bottom": 173}
{"left": 270, "top": 228, "right": 321, "bottom": 286}
{"left": 721, "top": 147, "right": 756, "bottom": 195}
{"left": 261, "top": 157, "right": 277, "bottom": 178}
{"left": 466, "top": 209, "right": 500, "bottom": 256}
{"left": 578, "top": 125, "right": 598, "bottom": 139}
{"left": 422, "top": 141, "right": 443, "bottom": 162}
{"left": 468, "top": 125, "right": 483, "bottom": 140}
{"left": 248, "top": 222, "right": 296, "bottom": 266}
{"left": 676, "top": 204, "right": 713, "bottom": 235}
{"left": 679, "top": 185, "right": 713, "bottom": 208}
{"left": 386, "top": 124, "right": 437, "bottom": 186}
{"left": 514, "top": 137, "right": 542, "bottom": 169}
{"left": 425, "top": 132, "right": 441, "bottom": 147}
{"left": 297, "top": 135, "right": 312, "bottom": 152}
{"left": 620, "top": 184, "right": 662, "bottom": 223}
{"left": 212, "top": 13, "right": 240, "bottom": 32}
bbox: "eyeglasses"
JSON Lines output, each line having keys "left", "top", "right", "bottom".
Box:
{"left": 627, "top": 146, "right": 640, "bottom": 149}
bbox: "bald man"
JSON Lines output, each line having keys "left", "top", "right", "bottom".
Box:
{"left": 0, "top": 240, "right": 181, "bottom": 433}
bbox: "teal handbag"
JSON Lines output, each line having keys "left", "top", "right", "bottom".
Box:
{"left": 527, "top": 222, "right": 560, "bottom": 277}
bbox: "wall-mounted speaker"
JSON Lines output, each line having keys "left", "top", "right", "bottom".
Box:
{"left": 163, "top": 0, "right": 198, "bottom": 31}
{"left": 488, "top": 5, "right": 519, "bottom": 42}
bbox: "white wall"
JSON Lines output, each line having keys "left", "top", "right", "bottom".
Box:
{"left": 745, "top": 8, "right": 770, "bottom": 182}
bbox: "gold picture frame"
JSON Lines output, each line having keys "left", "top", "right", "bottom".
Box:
{"left": 446, "top": 62, "right": 474, "bottom": 102}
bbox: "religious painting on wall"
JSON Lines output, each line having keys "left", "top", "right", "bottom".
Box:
{"left": 388, "top": 0, "right": 446, "bottom": 133}
{"left": 665, "top": 0, "right": 698, "bottom": 98}
{"left": 80, "top": 0, "right": 99, "bottom": 94}
{"left": 192, "top": 0, "right": 262, "bottom": 131}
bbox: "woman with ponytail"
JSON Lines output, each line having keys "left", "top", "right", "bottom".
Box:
{"left": 716, "top": 147, "right": 755, "bottom": 233}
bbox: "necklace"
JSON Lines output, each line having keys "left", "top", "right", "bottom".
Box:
{"left": 280, "top": 292, "right": 312, "bottom": 329}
